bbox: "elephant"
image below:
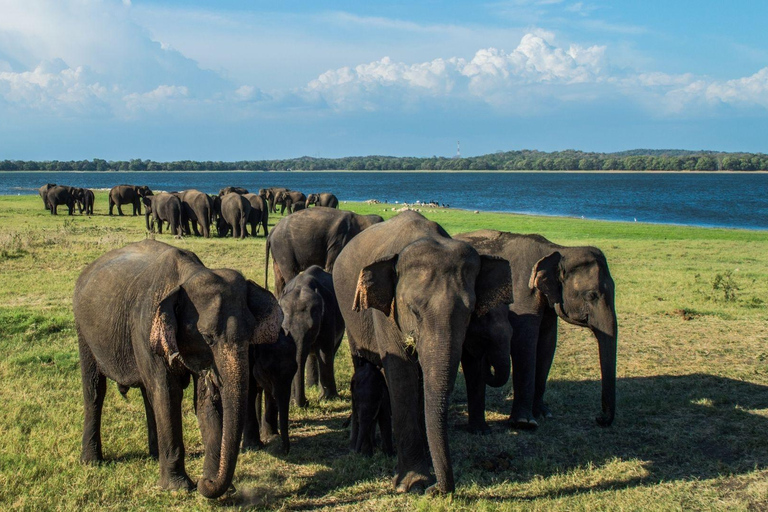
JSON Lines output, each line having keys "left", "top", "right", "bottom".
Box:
{"left": 349, "top": 356, "right": 394, "bottom": 457}
{"left": 260, "top": 187, "right": 289, "bottom": 214}
{"left": 306, "top": 193, "right": 339, "bottom": 209}
{"left": 275, "top": 190, "right": 306, "bottom": 215}
{"left": 290, "top": 201, "right": 305, "bottom": 213}
{"left": 47, "top": 185, "right": 76, "bottom": 215}
{"left": 454, "top": 230, "right": 617, "bottom": 430}
{"left": 332, "top": 210, "right": 514, "bottom": 494}
{"left": 109, "top": 185, "right": 153, "bottom": 216}
{"left": 143, "top": 193, "right": 183, "bottom": 236}
{"left": 39, "top": 183, "right": 56, "bottom": 210}
{"left": 178, "top": 190, "right": 213, "bottom": 238}
{"left": 74, "top": 188, "right": 95, "bottom": 216}
{"left": 279, "top": 266, "right": 344, "bottom": 407}
{"left": 217, "top": 192, "right": 251, "bottom": 239}
{"left": 73, "top": 239, "right": 282, "bottom": 498}
{"left": 264, "top": 207, "right": 384, "bottom": 296}
{"left": 219, "top": 186, "right": 249, "bottom": 196}
{"left": 242, "top": 193, "right": 269, "bottom": 237}
{"left": 243, "top": 329, "right": 298, "bottom": 454}
{"left": 461, "top": 303, "right": 513, "bottom": 434}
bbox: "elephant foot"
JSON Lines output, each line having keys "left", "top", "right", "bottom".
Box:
{"left": 467, "top": 421, "right": 491, "bottom": 435}
{"left": 318, "top": 390, "right": 339, "bottom": 401}
{"left": 241, "top": 438, "right": 264, "bottom": 452}
{"left": 80, "top": 451, "right": 103, "bottom": 464}
{"left": 158, "top": 473, "right": 195, "bottom": 492}
{"left": 510, "top": 405, "right": 539, "bottom": 430}
{"left": 533, "top": 401, "right": 553, "bottom": 420}
{"left": 394, "top": 470, "right": 434, "bottom": 494}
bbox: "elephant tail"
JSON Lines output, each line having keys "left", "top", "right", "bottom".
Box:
{"left": 264, "top": 235, "right": 271, "bottom": 291}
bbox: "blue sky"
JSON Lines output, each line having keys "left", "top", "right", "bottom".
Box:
{"left": 1, "top": 0, "right": 768, "bottom": 160}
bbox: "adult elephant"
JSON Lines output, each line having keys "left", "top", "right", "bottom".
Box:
{"left": 143, "top": 193, "right": 183, "bottom": 236}
{"left": 73, "top": 240, "right": 282, "bottom": 498}
{"left": 454, "top": 230, "right": 617, "bottom": 429}
{"left": 39, "top": 183, "right": 56, "bottom": 210}
{"left": 109, "top": 185, "right": 153, "bottom": 216}
{"left": 264, "top": 207, "right": 384, "bottom": 296}
{"left": 306, "top": 193, "right": 339, "bottom": 209}
{"left": 275, "top": 190, "right": 306, "bottom": 215}
{"left": 260, "top": 187, "right": 289, "bottom": 214}
{"left": 178, "top": 190, "right": 213, "bottom": 238}
{"left": 217, "top": 192, "right": 251, "bottom": 239}
{"left": 333, "top": 211, "right": 514, "bottom": 494}
{"left": 242, "top": 193, "right": 269, "bottom": 237}
{"left": 47, "top": 185, "right": 76, "bottom": 215}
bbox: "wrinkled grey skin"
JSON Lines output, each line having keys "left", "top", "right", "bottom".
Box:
{"left": 274, "top": 190, "right": 306, "bottom": 215}
{"left": 455, "top": 230, "right": 617, "bottom": 430}
{"left": 39, "top": 183, "right": 56, "bottom": 210}
{"left": 350, "top": 356, "right": 394, "bottom": 457}
{"left": 333, "top": 211, "right": 514, "bottom": 494}
{"left": 74, "top": 188, "right": 95, "bottom": 215}
{"left": 73, "top": 240, "right": 282, "bottom": 499}
{"left": 47, "top": 185, "right": 77, "bottom": 215}
{"left": 242, "top": 193, "right": 269, "bottom": 237}
{"left": 219, "top": 186, "right": 249, "bottom": 196}
{"left": 306, "top": 193, "right": 339, "bottom": 209}
{"left": 461, "top": 304, "right": 513, "bottom": 434}
{"left": 143, "top": 193, "right": 183, "bottom": 236}
{"left": 279, "top": 266, "right": 344, "bottom": 407}
{"left": 265, "top": 207, "right": 384, "bottom": 296}
{"left": 109, "top": 185, "right": 153, "bottom": 216}
{"left": 217, "top": 193, "right": 251, "bottom": 239}
{"left": 243, "top": 329, "right": 298, "bottom": 454}
{"left": 178, "top": 190, "right": 213, "bottom": 238}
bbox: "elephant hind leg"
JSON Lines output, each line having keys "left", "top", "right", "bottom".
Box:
{"left": 79, "top": 336, "right": 107, "bottom": 463}
{"left": 140, "top": 387, "right": 160, "bottom": 459}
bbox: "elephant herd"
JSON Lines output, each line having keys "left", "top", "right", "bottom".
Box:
{"left": 71, "top": 191, "right": 617, "bottom": 499}
{"left": 38, "top": 183, "right": 339, "bottom": 240}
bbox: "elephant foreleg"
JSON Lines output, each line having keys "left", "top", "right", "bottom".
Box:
{"left": 262, "top": 393, "right": 278, "bottom": 438}
{"left": 509, "top": 316, "right": 541, "bottom": 429}
{"left": 317, "top": 348, "right": 338, "bottom": 401}
{"left": 79, "top": 338, "right": 106, "bottom": 463}
{"left": 533, "top": 309, "right": 558, "bottom": 419}
{"left": 461, "top": 346, "right": 489, "bottom": 434}
{"left": 305, "top": 353, "right": 319, "bottom": 387}
{"left": 140, "top": 387, "right": 159, "bottom": 458}
{"left": 378, "top": 385, "right": 395, "bottom": 456}
{"left": 242, "top": 364, "right": 264, "bottom": 451}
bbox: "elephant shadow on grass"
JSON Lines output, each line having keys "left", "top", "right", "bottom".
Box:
{"left": 452, "top": 372, "right": 768, "bottom": 500}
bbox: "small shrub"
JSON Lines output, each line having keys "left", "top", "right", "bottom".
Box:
{"left": 711, "top": 271, "right": 739, "bottom": 302}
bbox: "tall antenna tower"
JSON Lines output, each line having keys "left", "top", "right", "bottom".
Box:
{"left": 454, "top": 140, "right": 461, "bottom": 159}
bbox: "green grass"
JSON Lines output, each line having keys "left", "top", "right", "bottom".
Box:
{"left": 2, "top": 193, "right": 768, "bottom": 510}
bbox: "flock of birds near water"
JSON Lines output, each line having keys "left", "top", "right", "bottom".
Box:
{"left": 35, "top": 180, "right": 617, "bottom": 499}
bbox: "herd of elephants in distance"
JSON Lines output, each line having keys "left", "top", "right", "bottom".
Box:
{"left": 37, "top": 181, "right": 616, "bottom": 498}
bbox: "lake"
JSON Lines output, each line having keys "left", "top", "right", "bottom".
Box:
{"left": 3, "top": 171, "right": 766, "bottom": 230}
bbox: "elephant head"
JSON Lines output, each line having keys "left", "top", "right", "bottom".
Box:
{"left": 306, "top": 194, "right": 318, "bottom": 206}
{"left": 136, "top": 185, "right": 153, "bottom": 198}
{"left": 251, "top": 328, "right": 298, "bottom": 453}
{"left": 353, "top": 239, "right": 513, "bottom": 493}
{"left": 153, "top": 271, "right": 282, "bottom": 499}
{"left": 529, "top": 247, "right": 617, "bottom": 426}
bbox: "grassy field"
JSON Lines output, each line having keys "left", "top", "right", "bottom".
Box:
{"left": 1, "top": 192, "right": 768, "bottom": 511}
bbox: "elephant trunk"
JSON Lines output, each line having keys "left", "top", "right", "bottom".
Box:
{"left": 197, "top": 348, "right": 248, "bottom": 499}
{"left": 591, "top": 306, "right": 617, "bottom": 427}
{"left": 482, "top": 348, "right": 510, "bottom": 388}
{"left": 421, "top": 334, "right": 461, "bottom": 494}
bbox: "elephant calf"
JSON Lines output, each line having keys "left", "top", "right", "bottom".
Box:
{"left": 279, "top": 266, "right": 344, "bottom": 407}
{"left": 243, "top": 329, "right": 298, "bottom": 454}
{"left": 143, "top": 193, "right": 183, "bottom": 236}
{"left": 349, "top": 357, "right": 394, "bottom": 457}
{"left": 73, "top": 240, "right": 282, "bottom": 499}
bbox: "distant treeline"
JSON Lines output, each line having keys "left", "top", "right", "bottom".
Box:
{"left": 2, "top": 149, "right": 768, "bottom": 172}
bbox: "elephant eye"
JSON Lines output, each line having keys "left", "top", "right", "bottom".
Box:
{"left": 585, "top": 290, "right": 599, "bottom": 302}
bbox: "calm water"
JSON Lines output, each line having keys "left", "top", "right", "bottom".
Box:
{"left": 3, "top": 171, "right": 767, "bottom": 230}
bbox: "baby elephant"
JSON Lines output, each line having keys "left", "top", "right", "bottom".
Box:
{"left": 280, "top": 266, "right": 344, "bottom": 407}
{"left": 349, "top": 357, "right": 394, "bottom": 456}
{"left": 243, "top": 329, "right": 298, "bottom": 454}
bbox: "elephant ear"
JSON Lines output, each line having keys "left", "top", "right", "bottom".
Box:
{"left": 529, "top": 251, "right": 563, "bottom": 307}
{"left": 353, "top": 255, "right": 398, "bottom": 317}
{"left": 474, "top": 255, "right": 514, "bottom": 316}
{"left": 150, "top": 287, "right": 182, "bottom": 366}
{"left": 247, "top": 280, "right": 283, "bottom": 345}
{"left": 142, "top": 196, "right": 152, "bottom": 208}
